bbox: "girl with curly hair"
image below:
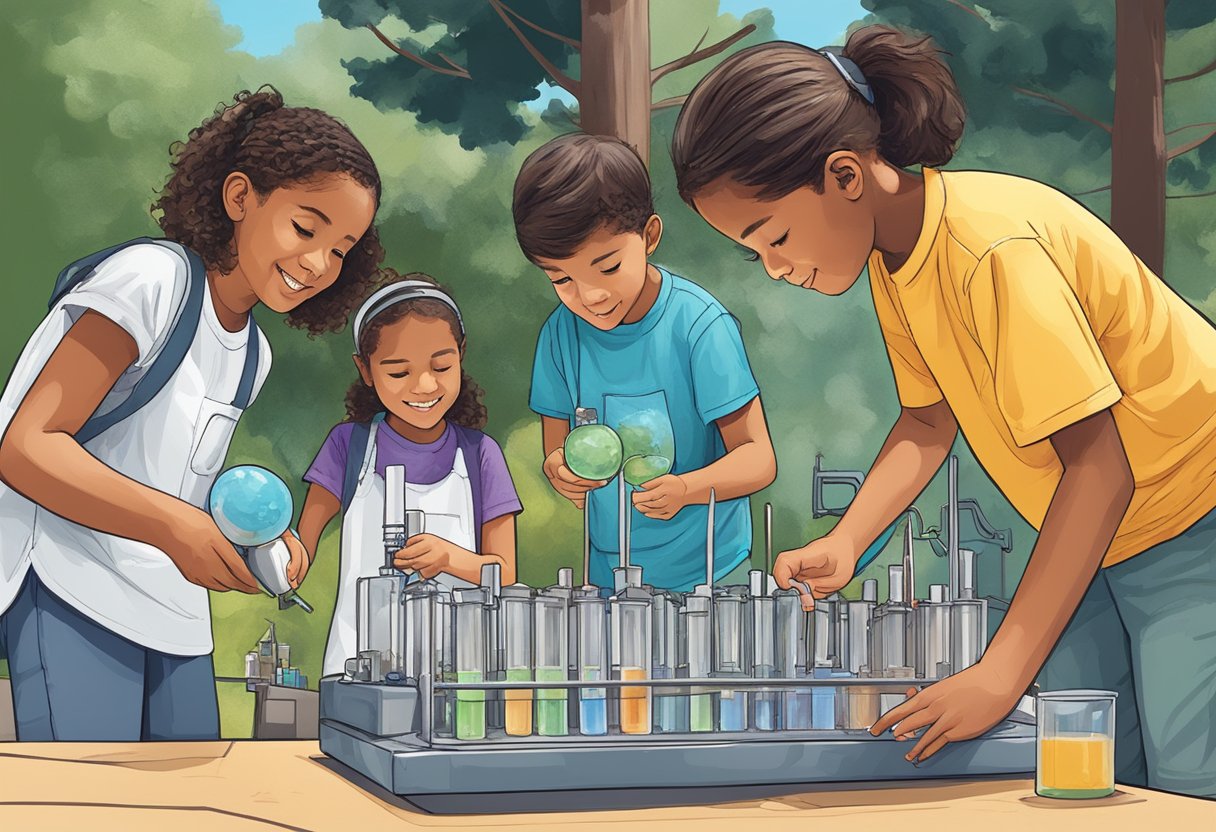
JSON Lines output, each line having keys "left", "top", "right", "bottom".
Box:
{"left": 296, "top": 271, "right": 522, "bottom": 677}
{"left": 0, "top": 87, "right": 384, "bottom": 741}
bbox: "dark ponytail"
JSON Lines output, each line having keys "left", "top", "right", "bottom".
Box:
{"left": 153, "top": 87, "right": 386, "bottom": 336}
{"left": 343, "top": 271, "right": 489, "bottom": 431}
{"left": 672, "top": 25, "right": 965, "bottom": 202}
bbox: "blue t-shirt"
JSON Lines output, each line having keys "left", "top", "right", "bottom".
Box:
{"left": 529, "top": 266, "right": 760, "bottom": 591}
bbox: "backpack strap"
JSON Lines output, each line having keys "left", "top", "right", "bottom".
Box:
{"left": 341, "top": 413, "right": 384, "bottom": 514}
{"left": 68, "top": 239, "right": 207, "bottom": 446}
{"left": 231, "top": 319, "right": 260, "bottom": 409}
{"left": 453, "top": 426, "right": 485, "bottom": 552}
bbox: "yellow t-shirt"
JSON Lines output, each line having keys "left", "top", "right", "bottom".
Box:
{"left": 868, "top": 167, "right": 1216, "bottom": 566}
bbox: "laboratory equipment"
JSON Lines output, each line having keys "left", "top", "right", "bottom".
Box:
{"left": 713, "top": 584, "right": 750, "bottom": 731}
{"left": 651, "top": 587, "right": 686, "bottom": 733}
{"left": 1036, "top": 690, "right": 1117, "bottom": 799}
{"left": 564, "top": 419, "right": 623, "bottom": 481}
{"left": 452, "top": 586, "right": 489, "bottom": 740}
{"left": 534, "top": 586, "right": 570, "bottom": 736}
{"left": 208, "top": 465, "right": 311, "bottom": 612}
{"left": 749, "top": 570, "right": 778, "bottom": 731}
{"left": 573, "top": 587, "right": 608, "bottom": 736}
{"left": 612, "top": 580, "right": 653, "bottom": 735}
{"left": 500, "top": 584, "right": 534, "bottom": 737}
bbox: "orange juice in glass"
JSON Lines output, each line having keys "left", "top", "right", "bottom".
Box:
{"left": 1036, "top": 690, "right": 1117, "bottom": 799}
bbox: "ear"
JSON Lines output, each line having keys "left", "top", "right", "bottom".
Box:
{"left": 352, "top": 354, "right": 373, "bottom": 387}
{"left": 643, "top": 214, "right": 664, "bottom": 256}
{"left": 222, "top": 172, "right": 255, "bottom": 222}
{"left": 824, "top": 151, "right": 865, "bottom": 201}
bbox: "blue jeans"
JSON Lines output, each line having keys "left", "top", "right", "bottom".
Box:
{"left": 1039, "top": 505, "right": 1216, "bottom": 798}
{"left": 0, "top": 570, "right": 219, "bottom": 741}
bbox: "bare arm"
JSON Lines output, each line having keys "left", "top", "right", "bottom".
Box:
{"left": 395, "top": 512, "right": 518, "bottom": 585}
{"left": 832, "top": 399, "right": 958, "bottom": 551}
{"left": 672, "top": 396, "right": 776, "bottom": 503}
{"left": 0, "top": 311, "right": 257, "bottom": 591}
{"left": 982, "top": 408, "right": 1133, "bottom": 689}
{"left": 542, "top": 414, "right": 569, "bottom": 459}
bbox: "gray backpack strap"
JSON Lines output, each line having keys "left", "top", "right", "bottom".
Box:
{"left": 69, "top": 239, "right": 207, "bottom": 446}
{"left": 341, "top": 413, "right": 384, "bottom": 514}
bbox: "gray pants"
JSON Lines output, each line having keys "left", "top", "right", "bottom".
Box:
{"left": 1040, "top": 505, "right": 1216, "bottom": 798}
{"left": 0, "top": 569, "right": 219, "bottom": 741}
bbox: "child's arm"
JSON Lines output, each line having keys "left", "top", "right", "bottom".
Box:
{"left": 870, "top": 408, "right": 1133, "bottom": 761}
{"left": 632, "top": 396, "right": 777, "bottom": 519}
{"left": 292, "top": 483, "right": 341, "bottom": 588}
{"left": 0, "top": 311, "right": 259, "bottom": 593}
{"left": 393, "top": 515, "right": 518, "bottom": 585}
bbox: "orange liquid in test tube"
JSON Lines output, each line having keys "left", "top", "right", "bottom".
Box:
{"left": 621, "top": 667, "right": 650, "bottom": 734}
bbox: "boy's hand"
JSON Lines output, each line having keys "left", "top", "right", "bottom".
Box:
{"left": 157, "top": 506, "right": 261, "bottom": 594}
{"left": 395, "top": 533, "right": 461, "bottom": 580}
{"left": 868, "top": 661, "right": 1021, "bottom": 762}
{"left": 632, "top": 475, "right": 690, "bottom": 520}
{"left": 543, "top": 447, "right": 608, "bottom": 509}
{"left": 772, "top": 532, "right": 859, "bottom": 609}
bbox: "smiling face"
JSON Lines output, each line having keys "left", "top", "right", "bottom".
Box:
{"left": 224, "top": 172, "right": 377, "bottom": 313}
{"left": 532, "top": 216, "right": 663, "bottom": 331}
{"left": 355, "top": 311, "right": 463, "bottom": 436}
{"left": 691, "top": 154, "right": 875, "bottom": 296}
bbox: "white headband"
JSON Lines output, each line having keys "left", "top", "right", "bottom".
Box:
{"left": 352, "top": 280, "right": 465, "bottom": 351}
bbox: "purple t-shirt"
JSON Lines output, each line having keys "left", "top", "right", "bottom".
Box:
{"left": 304, "top": 420, "right": 523, "bottom": 524}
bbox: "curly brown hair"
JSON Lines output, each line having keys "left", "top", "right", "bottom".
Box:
{"left": 344, "top": 271, "right": 488, "bottom": 431}
{"left": 153, "top": 87, "right": 385, "bottom": 336}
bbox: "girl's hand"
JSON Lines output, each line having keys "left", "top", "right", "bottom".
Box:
{"left": 868, "top": 661, "right": 1022, "bottom": 762}
{"left": 283, "top": 531, "right": 311, "bottom": 589}
{"left": 157, "top": 506, "right": 261, "bottom": 594}
{"left": 394, "top": 533, "right": 460, "bottom": 580}
{"left": 772, "top": 533, "right": 859, "bottom": 609}
{"left": 632, "top": 475, "right": 690, "bottom": 520}
{"left": 542, "top": 447, "right": 608, "bottom": 509}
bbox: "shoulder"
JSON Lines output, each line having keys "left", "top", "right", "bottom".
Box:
{"left": 79, "top": 241, "right": 189, "bottom": 306}
{"left": 660, "top": 269, "right": 739, "bottom": 344}
{"left": 453, "top": 425, "right": 502, "bottom": 455}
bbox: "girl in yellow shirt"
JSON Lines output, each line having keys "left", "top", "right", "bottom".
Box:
{"left": 672, "top": 25, "right": 1216, "bottom": 797}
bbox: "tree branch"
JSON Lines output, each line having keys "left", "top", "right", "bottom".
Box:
{"left": 1166, "top": 121, "right": 1216, "bottom": 137}
{"left": 1168, "top": 126, "right": 1216, "bottom": 160}
{"left": 1011, "top": 86, "right": 1112, "bottom": 133}
{"left": 1167, "top": 188, "right": 1216, "bottom": 200}
{"left": 651, "top": 24, "right": 757, "bottom": 86}
{"left": 488, "top": 0, "right": 580, "bottom": 97}
{"left": 945, "top": 0, "right": 987, "bottom": 22}
{"left": 364, "top": 23, "right": 472, "bottom": 80}
{"left": 651, "top": 95, "right": 689, "bottom": 111}
{"left": 1165, "top": 56, "right": 1216, "bottom": 85}
{"left": 498, "top": 0, "right": 580, "bottom": 50}
{"left": 1072, "top": 184, "right": 1111, "bottom": 196}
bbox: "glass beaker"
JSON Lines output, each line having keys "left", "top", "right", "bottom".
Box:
{"left": 1036, "top": 690, "right": 1117, "bottom": 799}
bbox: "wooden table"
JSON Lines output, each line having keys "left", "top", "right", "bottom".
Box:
{"left": 0, "top": 740, "right": 1212, "bottom": 830}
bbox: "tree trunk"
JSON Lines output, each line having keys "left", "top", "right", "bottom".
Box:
{"left": 580, "top": 0, "right": 652, "bottom": 166}
{"left": 1111, "top": 0, "right": 1166, "bottom": 275}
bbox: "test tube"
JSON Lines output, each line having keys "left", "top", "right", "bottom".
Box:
{"left": 500, "top": 585, "right": 534, "bottom": 737}
{"left": 573, "top": 588, "right": 608, "bottom": 735}
{"left": 919, "top": 584, "right": 953, "bottom": 680}
{"left": 773, "top": 587, "right": 813, "bottom": 729}
{"left": 612, "top": 587, "right": 653, "bottom": 735}
{"left": 534, "top": 590, "right": 570, "bottom": 736}
{"left": 431, "top": 590, "right": 455, "bottom": 737}
{"left": 355, "top": 574, "right": 402, "bottom": 679}
{"left": 681, "top": 588, "right": 714, "bottom": 732}
{"left": 713, "top": 585, "right": 750, "bottom": 732}
{"left": 749, "top": 571, "right": 778, "bottom": 731}
{"left": 845, "top": 581, "right": 877, "bottom": 674}
{"left": 811, "top": 595, "right": 840, "bottom": 729}
{"left": 452, "top": 588, "right": 487, "bottom": 740}
{"left": 652, "top": 589, "right": 687, "bottom": 733}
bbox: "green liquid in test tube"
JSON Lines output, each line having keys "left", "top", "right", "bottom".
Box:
{"left": 455, "top": 670, "right": 486, "bottom": 740}
{"left": 535, "top": 666, "right": 568, "bottom": 736}
{"left": 453, "top": 589, "right": 487, "bottom": 741}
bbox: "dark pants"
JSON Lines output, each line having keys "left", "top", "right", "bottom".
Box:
{"left": 0, "top": 570, "right": 219, "bottom": 741}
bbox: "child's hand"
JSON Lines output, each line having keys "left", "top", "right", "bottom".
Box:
{"left": 543, "top": 447, "right": 608, "bottom": 509}
{"left": 283, "top": 531, "right": 311, "bottom": 589}
{"left": 394, "top": 533, "right": 459, "bottom": 580}
{"left": 157, "top": 506, "right": 261, "bottom": 594}
{"left": 772, "top": 533, "right": 859, "bottom": 609}
{"left": 631, "top": 475, "right": 690, "bottom": 520}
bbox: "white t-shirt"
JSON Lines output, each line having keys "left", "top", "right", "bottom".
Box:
{"left": 0, "top": 243, "right": 271, "bottom": 655}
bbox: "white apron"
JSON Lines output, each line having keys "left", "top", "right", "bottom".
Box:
{"left": 322, "top": 419, "right": 476, "bottom": 676}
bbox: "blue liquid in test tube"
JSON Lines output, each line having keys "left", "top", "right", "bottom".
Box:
{"left": 718, "top": 690, "right": 747, "bottom": 731}
{"left": 579, "top": 693, "right": 607, "bottom": 735}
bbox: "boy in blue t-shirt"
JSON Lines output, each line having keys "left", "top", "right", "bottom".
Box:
{"left": 514, "top": 133, "right": 777, "bottom": 591}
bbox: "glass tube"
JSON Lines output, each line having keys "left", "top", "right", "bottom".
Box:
{"left": 574, "top": 589, "right": 608, "bottom": 736}
{"left": 500, "top": 585, "right": 533, "bottom": 737}
{"left": 749, "top": 572, "right": 777, "bottom": 731}
{"left": 713, "top": 586, "right": 750, "bottom": 732}
{"left": 534, "top": 591, "right": 569, "bottom": 736}
{"left": 681, "top": 590, "right": 714, "bottom": 732}
{"left": 612, "top": 588, "right": 652, "bottom": 735}
{"left": 651, "top": 590, "right": 687, "bottom": 733}
{"left": 773, "top": 589, "right": 812, "bottom": 730}
{"left": 355, "top": 573, "right": 403, "bottom": 679}
{"left": 453, "top": 589, "right": 486, "bottom": 741}
{"left": 432, "top": 591, "right": 455, "bottom": 738}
